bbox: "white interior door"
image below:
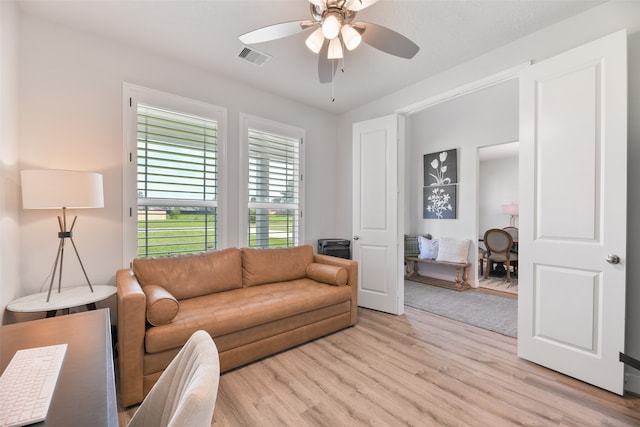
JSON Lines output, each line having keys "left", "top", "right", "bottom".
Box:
{"left": 353, "top": 114, "right": 404, "bottom": 314}
{"left": 518, "top": 30, "right": 627, "bottom": 394}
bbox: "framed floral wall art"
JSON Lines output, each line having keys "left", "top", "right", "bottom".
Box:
{"left": 423, "top": 149, "right": 458, "bottom": 219}
{"left": 424, "top": 149, "right": 457, "bottom": 186}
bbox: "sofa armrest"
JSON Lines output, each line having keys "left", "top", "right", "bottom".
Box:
{"left": 116, "top": 268, "right": 147, "bottom": 407}
{"left": 313, "top": 254, "right": 358, "bottom": 325}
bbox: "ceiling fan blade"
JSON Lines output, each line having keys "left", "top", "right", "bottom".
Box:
{"left": 308, "top": 0, "right": 326, "bottom": 9}
{"left": 318, "top": 39, "right": 338, "bottom": 83}
{"left": 347, "top": 0, "right": 380, "bottom": 12}
{"left": 358, "top": 21, "right": 419, "bottom": 59}
{"left": 239, "top": 21, "right": 316, "bottom": 45}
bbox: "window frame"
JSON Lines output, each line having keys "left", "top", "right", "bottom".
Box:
{"left": 123, "top": 83, "right": 227, "bottom": 264}
{"left": 239, "top": 113, "right": 305, "bottom": 248}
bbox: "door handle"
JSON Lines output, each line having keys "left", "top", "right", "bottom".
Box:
{"left": 353, "top": 236, "right": 360, "bottom": 241}
{"left": 606, "top": 254, "right": 621, "bottom": 264}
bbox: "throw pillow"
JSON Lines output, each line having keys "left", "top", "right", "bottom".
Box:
{"left": 306, "top": 263, "right": 348, "bottom": 286}
{"left": 143, "top": 284, "right": 179, "bottom": 326}
{"left": 404, "top": 235, "right": 420, "bottom": 257}
{"left": 418, "top": 236, "right": 439, "bottom": 259}
{"left": 436, "top": 238, "right": 471, "bottom": 263}
{"left": 405, "top": 234, "right": 433, "bottom": 257}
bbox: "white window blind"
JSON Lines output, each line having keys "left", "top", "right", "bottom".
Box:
{"left": 137, "top": 104, "right": 218, "bottom": 257}
{"left": 248, "top": 128, "right": 300, "bottom": 248}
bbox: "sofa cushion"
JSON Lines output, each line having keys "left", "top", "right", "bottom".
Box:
{"left": 133, "top": 248, "right": 243, "bottom": 300}
{"left": 242, "top": 245, "right": 313, "bottom": 287}
{"left": 143, "top": 285, "right": 179, "bottom": 326}
{"left": 144, "top": 278, "right": 352, "bottom": 354}
{"left": 306, "top": 263, "right": 347, "bottom": 286}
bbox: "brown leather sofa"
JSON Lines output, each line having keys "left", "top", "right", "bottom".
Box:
{"left": 117, "top": 244, "right": 358, "bottom": 407}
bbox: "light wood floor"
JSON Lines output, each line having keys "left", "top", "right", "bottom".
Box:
{"left": 118, "top": 307, "right": 640, "bottom": 426}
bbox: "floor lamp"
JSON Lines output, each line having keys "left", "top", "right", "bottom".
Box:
{"left": 502, "top": 203, "right": 519, "bottom": 227}
{"left": 21, "top": 169, "right": 104, "bottom": 302}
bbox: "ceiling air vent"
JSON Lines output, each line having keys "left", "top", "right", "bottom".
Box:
{"left": 238, "top": 46, "right": 272, "bottom": 66}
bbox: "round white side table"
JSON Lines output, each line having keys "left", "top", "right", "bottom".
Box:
{"left": 7, "top": 285, "right": 117, "bottom": 317}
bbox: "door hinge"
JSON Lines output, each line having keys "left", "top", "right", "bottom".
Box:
{"left": 129, "top": 97, "right": 132, "bottom": 107}
{"left": 129, "top": 207, "right": 132, "bottom": 217}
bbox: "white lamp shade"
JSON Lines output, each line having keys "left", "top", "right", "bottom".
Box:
{"left": 305, "top": 27, "right": 324, "bottom": 54}
{"left": 21, "top": 169, "right": 104, "bottom": 209}
{"left": 341, "top": 25, "right": 362, "bottom": 50}
{"left": 328, "top": 37, "right": 343, "bottom": 59}
{"left": 502, "top": 203, "right": 519, "bottom": 216}
{"left": 322, "top": 13, "right": 341, "bottom": 40}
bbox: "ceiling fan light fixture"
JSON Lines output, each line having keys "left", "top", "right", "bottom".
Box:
{"left": 327, "top": 37, "right": 343, "bottom": 59}
{"left": 238, "top": 0, "right": 420, "bottom": 86}
{"left": 341, "top": 24, "right": 361, "bottom": 50}
{"left": 305, "top": 27, "right": 324, "bottom": 54}
{"left": 322, "top": 12, "right": 342, "bottom": 40}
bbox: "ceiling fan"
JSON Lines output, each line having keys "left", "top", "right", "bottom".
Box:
{"left": 239, "top": 0, "right": 420, "bottom": 84}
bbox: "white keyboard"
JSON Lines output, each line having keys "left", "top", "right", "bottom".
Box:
{"left": 0, "top": 344, "right": 67, "bottom": 427}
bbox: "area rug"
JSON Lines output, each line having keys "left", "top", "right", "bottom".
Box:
{"left": 404, "top": 280, "right": 517, "bottom": 337}
{"left": 478, "top": 276, "right": 518, "bottom": 295}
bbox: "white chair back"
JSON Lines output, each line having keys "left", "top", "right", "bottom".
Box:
{"left": 128, "top": 330, "right": 220, "bottom": 427}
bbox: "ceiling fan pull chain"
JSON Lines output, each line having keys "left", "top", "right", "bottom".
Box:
{"left": 331, "top": 59, "right": 336, "bottom": 102}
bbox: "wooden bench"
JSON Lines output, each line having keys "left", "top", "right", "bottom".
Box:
{"left": 405, "top": 257, "right": 471, "bottom": 291}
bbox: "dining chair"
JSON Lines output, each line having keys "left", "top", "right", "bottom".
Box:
{"left": 128, "top": 330, "right": 220, "bottom": 427}
{"left": 483, "top": 228, "right": 518, "bottom": 282}
{"left": 502, "top": 226, "right": 519, "bottom": 253}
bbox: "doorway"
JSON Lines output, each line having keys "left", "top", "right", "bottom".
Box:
{"left": 477, "top": 141, "right": 519, "bottom": 296}
{"left": 398, "top": 30, "right": 627, "bottom": 394}
{"left": 402, "top": 75, "right": 520, "bottom": 336}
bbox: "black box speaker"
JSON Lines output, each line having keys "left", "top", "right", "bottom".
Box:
{"left": 317, "top": 239, "right": 351, "bottom": 259}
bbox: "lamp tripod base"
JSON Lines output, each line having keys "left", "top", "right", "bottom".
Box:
{"left": 46, "top": 208, "right": 94, "bottom": 303}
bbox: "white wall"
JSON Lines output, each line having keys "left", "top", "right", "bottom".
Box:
{"left": 1, "top": 1, "right": 22, "bottom": 323}
{"left": 479, "top": 155, "right": 519, "bottom": 233}
{"left": 7, "top": 12, "right": 340, "bottom": 323}
{"left": 336, "top": 0, "right": 640, "bottom": 392}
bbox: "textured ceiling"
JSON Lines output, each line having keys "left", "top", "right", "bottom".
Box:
{"left": 17, "top": 0, "right": 604, "bottom": 114}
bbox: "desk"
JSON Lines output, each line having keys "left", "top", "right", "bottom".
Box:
{"left": 1, "top": 309, "right": 118, "bottom": 427}
{"left": 7, "top": 285, "right": 116, "bottom": 317}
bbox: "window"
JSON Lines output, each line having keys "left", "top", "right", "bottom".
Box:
{"left": 241, "top": 114, "right": 304, "bottom": 248}
{"left": 124, "top": 84, "right": 226, "bottom": 260}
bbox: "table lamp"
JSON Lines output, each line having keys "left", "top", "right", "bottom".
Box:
{"left": 502, "top": 203, "right": 519, "bottom": 227}
{"left": 21, "top": 169, "right": 104, "bottom": 302}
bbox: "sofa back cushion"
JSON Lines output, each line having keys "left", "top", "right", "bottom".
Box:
{"left": 132, "top": 248, "right": 243, "bottom": 300}
{"left": 242, "top": 245, "right": 314, "bottom": 287}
